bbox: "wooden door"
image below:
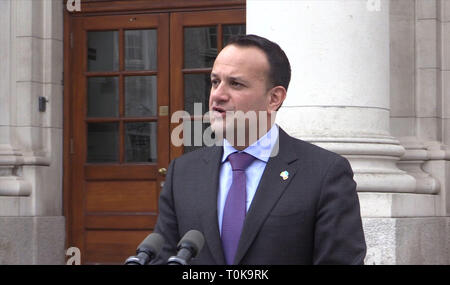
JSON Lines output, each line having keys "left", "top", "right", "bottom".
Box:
{"left": 67, "top": 7, "right": 245, "bottom": 265}
{"left": 70, "top": 14, "right": 169, "bottom": 264}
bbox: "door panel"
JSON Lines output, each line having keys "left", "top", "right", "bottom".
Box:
{"left": 85, "top": 181, "right": 158, "bottom": 212}
{"left": 85, "top": 230, "right": 149, "bottom": 264}
{"left": 71, "top": 14, "right": 169, "bottom": 264}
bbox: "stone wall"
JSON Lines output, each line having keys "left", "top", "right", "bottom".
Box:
{"left": 0, "top": 0, "right": 65, "bottom": 264}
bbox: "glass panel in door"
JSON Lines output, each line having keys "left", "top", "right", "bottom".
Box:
{"left": 87, "top": 31, "right": 119, "bottom": 72}
{"left": 125, "top": 29, "right": 158, "bottom": 71}
{"left": 85, "top": 28, "right": 159, "bottom": 164}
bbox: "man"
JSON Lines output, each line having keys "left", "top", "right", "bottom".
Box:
{"left": 152, "top": 34, "right": 366, "bottom": 265}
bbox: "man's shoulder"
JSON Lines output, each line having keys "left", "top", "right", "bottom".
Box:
{"left": 279, "top": 128, "right": 346, "bottom": 165}
{"left": 281, "top": 128, "right": 335, "bottom": 154}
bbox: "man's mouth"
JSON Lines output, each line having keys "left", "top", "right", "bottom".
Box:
{"left": 212, "top": 106, "right": 227, "bottom": 117}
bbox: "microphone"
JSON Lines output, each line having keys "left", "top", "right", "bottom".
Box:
{"left": 124, "top": 232, "right": 165, "bottom": 265}
{"left": 167, "top": 230, "right": 205, "bottom": 265}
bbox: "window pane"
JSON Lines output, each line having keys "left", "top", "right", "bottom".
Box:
{"left": 184, "top": 73, "right": 211, "bottom": 115}
{"left": 87, "top": 31, "right": 119, "bottom": 72}
{"left": 87, "top": 123, "right": 119, "bottom": 163}
{"left": 222, "top": 24, "right": 246, "bottom": 46}
{"left": 87, "top": 77, "right": 119, "bottom": 118}
{"left": 184, "top": 26, "right": 217, "bottom": 68}
{"left": 125, "top": 76, "right": 157, "bottom": 117}
{"left": 125, "top": 122, "right": 157, "bottom": 163}
{"left": 125, "top": 29, "right": 157, "bottom": 71}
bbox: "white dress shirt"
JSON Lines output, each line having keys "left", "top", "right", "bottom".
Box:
{"left": 217, "top": 124, "right": 280, "bottom": 235}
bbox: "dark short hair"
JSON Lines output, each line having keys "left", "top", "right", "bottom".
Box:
{"left": 224, "top": 34, "right": 291, "bottom": 91}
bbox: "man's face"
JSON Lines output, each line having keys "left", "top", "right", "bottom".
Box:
{"left": 209, "top": 44, "right": 272, "bottom": 141}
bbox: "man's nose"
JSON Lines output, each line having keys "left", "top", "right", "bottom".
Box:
{"left": 210, "top": 82, "right": 229, "bottom": 103}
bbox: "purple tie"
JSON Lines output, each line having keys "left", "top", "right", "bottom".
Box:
{"left": 221, "top": 152, "right": 256, "bottom": 265}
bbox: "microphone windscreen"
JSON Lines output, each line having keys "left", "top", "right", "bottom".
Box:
{"left": 138, "top": 232, "right": 165, "bottom": 255}
{"left": 178, "top": 230, "right": 205, "bottom": 257}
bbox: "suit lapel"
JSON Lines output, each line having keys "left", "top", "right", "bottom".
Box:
{"left": 234, "top": 129, "right": 299, "bottom": 264}
{"left": 197, "top": 146, "right": 226, "bottom": 265}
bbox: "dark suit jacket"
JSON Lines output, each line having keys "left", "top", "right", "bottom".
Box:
{"left": 152, "top": 128, "right": 366, "bottom": 265}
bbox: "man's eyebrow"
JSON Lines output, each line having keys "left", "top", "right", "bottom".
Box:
{"left": 210, "top": 73, "right": 248, "bottom": 83}
{"left": 229, "top": 76, "right": 245, "bottom": 81}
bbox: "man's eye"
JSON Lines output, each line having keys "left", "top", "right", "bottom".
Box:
{"left": 231, "top": 81, "right": 242, "bottom": 87}
{"left": 211, "top": 79, "right": 219, "bottom": 86}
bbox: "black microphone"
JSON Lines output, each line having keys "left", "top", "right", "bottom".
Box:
{"left": 167, "top": 230, "right": 205, "bottom": 265}
{"left": 124, "top": 232, "right": 165, "bottom": 265}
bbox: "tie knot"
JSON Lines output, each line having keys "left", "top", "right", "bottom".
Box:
{"left": 228, "top": 152, "right": 256, "bottom": 171}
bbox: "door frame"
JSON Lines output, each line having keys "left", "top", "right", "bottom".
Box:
{"left": 63, "top": 0, "right": 245, "bottom": 257}
{"left": 69, "top": 13, "right": 170, "bottom": 263}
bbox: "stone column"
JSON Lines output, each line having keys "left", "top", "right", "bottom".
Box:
{"left": 0, "top": 0, "right": 65, "bottom": 264}
{"left": 248, "top": 0, "right": 416, "bottom": 204}
{"left": 0, "top": 0, "right": 31, "bottom": 201}
{"left": 390, "top": 0, "right": 449, "bottom": 213}
{"left": 247, "top": 0, "right": 450, "bottom": 264}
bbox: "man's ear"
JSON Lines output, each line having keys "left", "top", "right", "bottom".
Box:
{"left": 267, "top": 86, "right": 287, "bottom": 113}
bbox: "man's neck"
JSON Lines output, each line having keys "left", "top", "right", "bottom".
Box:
{"left": 225, "top": 123, "right": 275, "bottom": 151}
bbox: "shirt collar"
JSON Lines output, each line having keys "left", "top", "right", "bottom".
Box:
{"left": 221, "top": 124, "right": 279, "bottom": 163}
